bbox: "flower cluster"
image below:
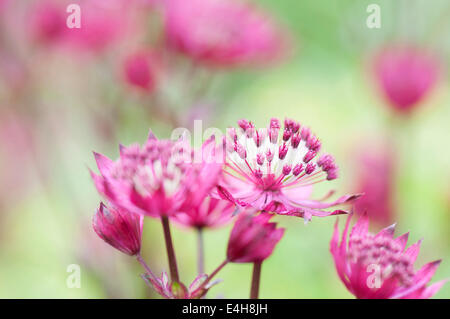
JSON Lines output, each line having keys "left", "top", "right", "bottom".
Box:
{"left": 89, "top": 117, "right": 448, "bottom": 300}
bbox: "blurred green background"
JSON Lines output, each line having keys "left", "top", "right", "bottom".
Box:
{"left": 0, "top": 0, "right": 449, "bottom": 298}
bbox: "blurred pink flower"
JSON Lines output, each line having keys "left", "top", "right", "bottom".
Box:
{"left": 227, "top": 211, "right": 284, "bottom": 263}
{"left": 93, "top": 202, "right": 144, "bottom": 256}
{"left": 218, "top": 118, "right": 361, "bottom": 221}
{"left": 91, "top": 132, "right": 224, "bottom": 219}
{"left": 330, "top": 214, "right": 446, "bottom": 299}
{"left": 373, "top": 46, "right": 438, "bottom": 114}
{"left": 65, "top": 0, "right": 133, "bottom": 53}
{"left": 141, "top": 272, "right": 221, "bottom": 299}
{"left": 122, "top": 49, "right": 162, "bottom": 93}
{"left": 28, "top": 0, "right": 68, "bottom": 46}
{"left": 353, "top": 143, "right": 395, "bottom": 225}
{"left": 164, "top": 0, "right": 286, "bottom": 67}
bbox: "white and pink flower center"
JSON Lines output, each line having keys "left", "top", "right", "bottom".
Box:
{"left": 110, "top": 139, "right": 191, "bottom": 197}
{"left": 225, "top": 118, "right": 338, "bottom": 193}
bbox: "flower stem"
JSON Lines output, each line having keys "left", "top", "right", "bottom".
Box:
{"left": 197, "top": 228, "right": 205, "bottom": 275}
{"left": 136, "top": 253, "right": 157, "bottom": 281}
{"left": 250, "top": 261, "right": 262, "bottom": 299}
{"left": 161, "top": 215, "right": 180, "bottom": 283}
{"left": 200, "top": 259, "right": 228, "bottom": 290}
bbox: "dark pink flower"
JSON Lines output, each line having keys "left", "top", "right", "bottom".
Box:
{"left": 218, "top": 118, "right": 361, "bottom": 221}
{"left": 141, "top": 272, "right": 221, "bottom": 299}
{"left": 93, "top": 202, "right": 143, "bottom": 256}
{"left": 330, "top": 214, "right": 446, "bottom": 299}
{"left": 91, "top": 132, "right": 224, "bottom": 218}
{"left": 226, "top": 211, "right": 284, "bottom": 263}
{"left": 164, "top": 0, "right": 285, "bottom": 67}
{"left": 374, "top": 46, "right": 438, "bottom": 114}
{"left": 353, "top": 143, "right": 395, "bottom": 225}
{"left": 122, "top": 49, "right": 162, "bottom": 93}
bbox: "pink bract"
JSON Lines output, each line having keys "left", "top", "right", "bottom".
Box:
{"left": 141, "top": 272, "right": 221, "bottom": 299}
{"left": 330, "top": 214, "right": 446, "bottom": 299}
{"left": 227, "top": 211, "right": 284, "bottom": 263}
{"left": 163, "top": 0, "right": 286, "bottom": 67}
{"left": 171, "top": 136, "right": 233, "bottom": 228}
{"left": 218, "top": 118, "right": 361, "bottom": 221}
{"left": 93, "top": 202, "right": 143, "bottom": 256}
{"left": 172, "top": 197, "right": 235, "bottom": 229}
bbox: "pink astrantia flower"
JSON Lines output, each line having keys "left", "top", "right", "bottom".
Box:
{"left": 93, "top": 202, "right": 143, "bottom": 256}
{"left": 373, "top": 46, "right": 438, "bottom": 114}
{"left": 91, "top": 132, "right": 224, "bottom": 218}
{"left": 171, "top": 137, "right": 234, "bottom": 229}
{"left": 330, "top": 214, "right": 446, "bottom": 299}
{"left": 122, "top": 49, "right": 162, "bottom": 93}
{"left": 172, "top": 197, "right": 235, "bottom": 229}
{"left": 353, "top": 143, "right": 395, "bottom": 225}
{"left": 219, "top": 118, "right": 361, "bottom": 221}
{"left": 141, "top": 272, "right": 221, "bottom": 299}
{"left": 227, "top": 211, "right": 284, "bottom": 263}
{"left": 164, "top": 0, "right": 285, "bottom": 67}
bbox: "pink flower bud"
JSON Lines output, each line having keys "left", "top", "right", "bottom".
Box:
{"left": 93, "top": 202, "right": 143, "bottom": 256}
{"left": 123, "top": 50, "right": 161, "bottom": 92}
{"left": 374, "top": 46, "right": 438, "bottom": 115}
{"left": 227, "top": 212, "right": 284, "bottom": 263}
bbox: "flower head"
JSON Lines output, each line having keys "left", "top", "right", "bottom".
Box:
{"left": 373, "top": 46, "right": 438, "bottom": 114}
{"left": 141, "top": 272, "right": 221, "bottom": 299}
{"left": 226, "top": 211, "right": 284, "bottom": 263}
{"left": 93, "top": 202, "right": 143, "bottom": 256}
{"left": 123, "top": 49, "right": 162, "bottom": 93}
{"left": 91, "top": 132, "right": 224, "bottom": 218}
{"left": 164, "top": 0, "right": 285, "bottom": 67}
{"left": 219, "top": 118, "right": 360, "bottom": 221}
{"left": 330, "top": 214, "right": 446, "bottom": 299}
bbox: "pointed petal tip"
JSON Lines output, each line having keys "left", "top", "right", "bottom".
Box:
{"left": 148, "top": 129, "right": 157, "bottom": 140}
